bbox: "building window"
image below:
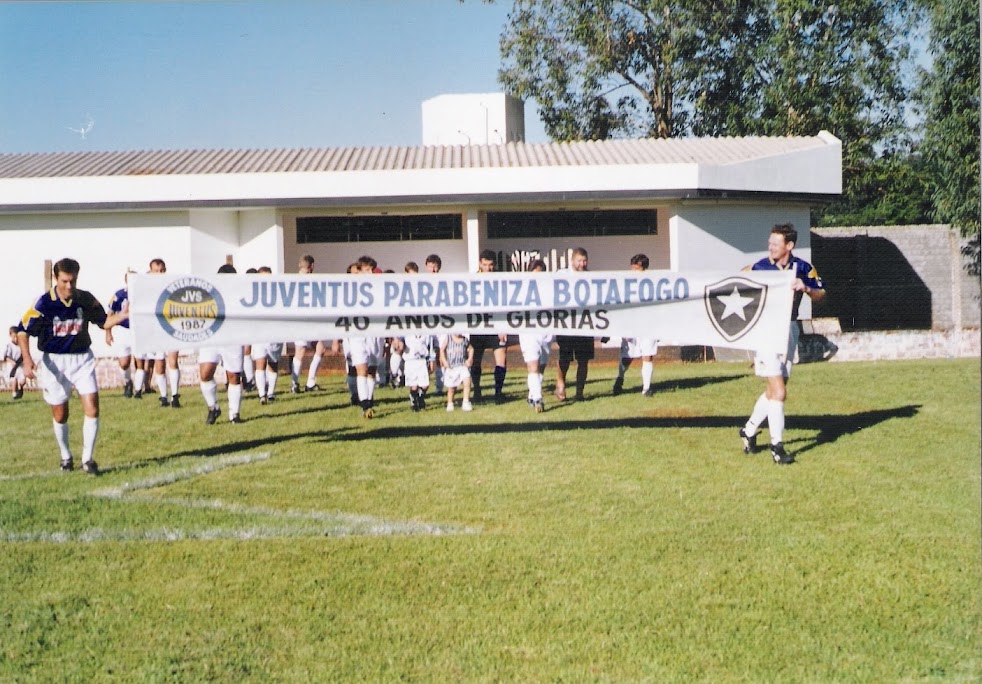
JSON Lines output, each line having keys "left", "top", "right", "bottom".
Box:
{"left": 297, "top": 214, "right": 462, "bottom": 243}
{"left": 487, "top": 209, "right": 657, "bottom": 239}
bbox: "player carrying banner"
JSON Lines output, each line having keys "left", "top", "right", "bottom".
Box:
{"left": 739, "top": 223, "right": 825, "bottom": 465}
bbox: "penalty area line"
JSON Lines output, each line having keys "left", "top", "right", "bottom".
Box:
{"left": 77, "top": 450, "right": 475, "bottom": 540}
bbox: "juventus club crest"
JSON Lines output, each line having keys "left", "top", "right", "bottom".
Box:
{"left": 704, "top": 277, "right": 767, "bottom": 342}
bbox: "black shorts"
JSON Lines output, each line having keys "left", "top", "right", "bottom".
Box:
{"left": 557, "top": 336, "right": 594, "bottom": 363}
{"left": 470, "top": 334, "right": 507, "bottom": 355}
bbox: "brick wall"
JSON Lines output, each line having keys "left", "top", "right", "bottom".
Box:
{"left": 811, "top": 225, "right": 980, "bottom": 331}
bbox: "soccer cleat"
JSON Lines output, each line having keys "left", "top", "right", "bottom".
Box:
{"left": 205, "top": 406, "right": 221, "bottom": 425}
{"left": 291, "top": 382, "right": 302, "bottom": 394}
{"left": 462, "top": 401, "right": 473, "bottom": 412}
{"left": 242, "top": 379, "right": 256, "bottom": 392}
{"left": 12, "top": 388, "right": 23, "bottom": 400}
{"left": 259, "top": 395, "right": 268, "bottom": 406}
{"left": 305, "top": 383, "right": 322, "bottom": 392}
{"left": 170, "top": 394, "right": 182, "bottom": 409}
{"left": 159, "top": 396, "right": 170, "bottom": 408}
{"left": 266, "top": 394, "right": 276, "bottom": 402}
{"left": 494, "top": 391, "right": 506, "bottom": 404}
{"left": 641, "top": 388, "right": 654, "bottom": 397}
{"left": 417, "top": 396, "right": 426, "bottom": 410}
{"left": 612, "top": 378, "right": 624, "bottom": 396}
{"left": 229, "top": 414, "right": 243, "bottom": 424}
{"left": 739, "top": 428, "right": 758, "bottom": 455}
{"left": 81, "top": 460, "right": 99, "bottom": 476}
{"left": 574, "top": 391, "right": 585, "bottom": 401}
{"left": 122, "top": 380, "right": 133, "bottom": 398}
{"left": 534, "top": 399, "right": 545, "bottom": 413}
{"left": 60, "top": 457, "right": 74, "bottom": 472}
{"left": 446, "top": 402, "right": 455, "bottom": 412}
{"left": 362, "top": 407, "right": 375, "bottom": 419}
{"left": 771, "top": 442, "right": 794, "bottom": 465}
{"left": 349, "top": 394, "right": 360, "bottom": 406}
{"left": 133, "top": 390, "right": 143, "bottom": 399}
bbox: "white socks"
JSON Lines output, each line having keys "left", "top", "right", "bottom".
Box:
{"left": 200, "top": 379, "right": 218, "bottom": 408}
{"left": 306, "top": 353, "right": 322, "bottom": 388}
{"left": 291, "top": 355, "right": 303, "bottom": 384}
{"left": 227, "top": 383, "right": 242, "bottom": 418}
{"left": 154, "top": 372, "right": 167, "bottom": 398}
{"left": 527, "top": 372, "right": 543, "bottom": 401}
{"left": 53, "top": 418, "right": 99, "bottom": 464}
{"left": 167, "top": 368, "right": 180, "bottom": 398}
{"left": 641, "top": 361, "right": 653, "bottom": 391}
{"left": 53, "top": 421, "right": 71, "bottom": 460}
{"left": 265, "top": 368, "right": 278, "bottom": 397}
{"left": 82, "top": 416, "right": 99, "bottom": 463}
{"left": 767, "top": 400, "right": 785, "bottom": 445}
{"left": 745, "top": 392, "right": 786, "bottom": 445}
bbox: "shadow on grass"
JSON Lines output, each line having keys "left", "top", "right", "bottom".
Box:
{"left": 782, "top": 405, "right": 921, "bottom": 456}
{"left": 104, "top": 404, "right": 920, "bottom": 473}
{"left": 330, "top": 404, "right": 922, "bottom": 453}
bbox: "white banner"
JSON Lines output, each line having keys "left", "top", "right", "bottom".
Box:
{"left": 129, "top": 270, "right": 793, "bottom": 355}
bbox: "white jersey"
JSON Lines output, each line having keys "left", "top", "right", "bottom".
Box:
{"left": 3, "top": 342, "right": 22, "bottom": 365}
{"left": 402, "top": 334, "right": 434, "bottom": 361}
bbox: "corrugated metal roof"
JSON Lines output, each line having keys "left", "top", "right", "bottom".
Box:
{"left": 0, "top": 136, "right": 829, "bottom": 179}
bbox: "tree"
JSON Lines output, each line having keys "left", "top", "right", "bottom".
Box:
{"left": 498, "top": 0, "right": 772, "bottom": 140}
{"left": 499, "top": 1, "right": 922, "bottom": 224}
{"left": 919, "top": 0, "right": 981, "bottom": 247}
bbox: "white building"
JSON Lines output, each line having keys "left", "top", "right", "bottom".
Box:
{"left": 0, "top": 95, "right": 841, "bottom": 356}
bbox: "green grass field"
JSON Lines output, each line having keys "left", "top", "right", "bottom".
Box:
{"left": 1, "top": 358, "right": 979, "bottom": 682}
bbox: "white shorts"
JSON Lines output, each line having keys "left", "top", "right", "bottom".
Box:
{"left": 443, "top": 365, "right": 470, "bottom": 389}
{"left": 754, "top": 324, "right": 800, "bottom": 379}
{"left": 404, "top": 358, "right": 430, "bottom": 389}
{"left": 519, "top": 334, "right": 553, "bottom": 366}
{"left": 39, "top": 351, "right": 98, "bottom": 404}
{"left": 346, "top": 337, "right": 383, "bottom": 367}
{"left": 198, "top": 346, "right": 244, "bottom": 374}
{"left": 251, "top": 342, "right": 283, "bottom": 363}
{"left": 109, "top": 327, "right": 134, "bottom": 358}
{"left": 621, "top": 337, "right": 658, "bottom": 359}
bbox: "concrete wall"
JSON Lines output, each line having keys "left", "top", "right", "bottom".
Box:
{"left": 811, "top": 225, "right": 980, "bottom": 331}
{"left": 0, "top": 211, "right": 192, "bottom": 357}
{"left": 670, "top": 203, "right": 814, "bottom": 317}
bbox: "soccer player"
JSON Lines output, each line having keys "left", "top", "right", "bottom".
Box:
{"left": 105, "top": 270, "right": 139, "bottom": 398}
{"left": 555, "top": 247, "right": 593, "bottom": 401}
{"left": 17, "top": 258, "right": 129, "bottom": 474}
{"left": 424, "top": 254, "right": 445, "bottom": 395}
{"left": 198, "top": 263, "right": 245, "bottom": 424}
{"left": 739, "top": 223, "right": 825, "bottom": 465}
{"left": 440, "top": 332, "right": 474, "bottom": 412}
{"left": 250, "top": 266, "right": 283, "bottom": 405}
{"left": 148, "top": 258, "right": 182, "bottom": 408}
{"left": 518, "top": 259, "right": 552, "bottom": 413}
{"left": 470, "top": 249, "right": 510, "bottom": 403}
{"left": 613, "top": 254, "right": 659, "bottom": 396}
{"left": 4, "top": 326, "right": 26, "bottom": 400}
{"left": 401, "top": 333, "right": 434, "bottom": 412}
{"left": 290, "top": 254, "right": 331, "bottom": 393}
{"left": 424, "top": 254, "right": 442, "bottom": 274}
{"left": 346, "top": 256, "right": 384, "bottom": 418}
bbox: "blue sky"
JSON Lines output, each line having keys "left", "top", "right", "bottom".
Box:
{"left": 0, "top": 1, "right": 549, "bottom": 153}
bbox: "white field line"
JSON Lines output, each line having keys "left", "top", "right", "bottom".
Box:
{"left": 1, "top": 451, "right": 475, "bottom": 542}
